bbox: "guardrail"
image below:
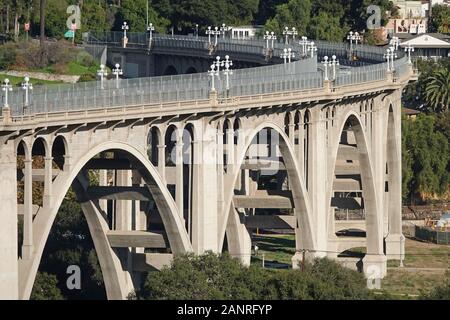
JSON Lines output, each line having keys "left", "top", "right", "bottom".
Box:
{"left": 3, "top": 33, "right": 410, "bottom": 117}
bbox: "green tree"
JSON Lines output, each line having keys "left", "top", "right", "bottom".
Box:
{"left": 403, "top": 114, "right": 450, "bottom": 202}
{"left": 264, "top": 0, "right": 311, "bottom": 36}
{"left": 31, "top": 272, "right": 64, "bottom": 300}
{"left": 114, "top": 0, "right": 170, "bottom": 33}
{"left": 429, "top": 4, "right": 450, "bottom": 34}
{"left": 424, "top": 69, "right": 450, "bottom": 113}
{"left": 308, "top": 11, "right": 347, "bottom": 42}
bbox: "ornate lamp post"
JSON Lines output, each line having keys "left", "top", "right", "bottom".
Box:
{"left": 299, "top": 36, "right": 308, "bottom": 56}
{"left": 213, "top": 26, "right": 220, "bottom": 46}
{"left": 405, "top": 43, "right": 414, "bottom": 64}
{"left": 195, "top": 24, "right": 199, "bottom": 39}
{"left": 208, "top": 64, "right": 218, "bottom": 92}
{"left": 283, "top": 27, "right": 298, "bottom": 45}
{"left": 112, "top": 63, "right": 123, "bottom": 89}
{"left": 21, "top": 76, "right": 33, "bottom": 111}
{"left": 222, "top": 55, "right": 233, "bottom": 91}
{"left": 97, "top": 64, "right": 108, "bottom": 89}
{"left": 307, "top": 41, "right": 317, "bottom": 58}
{"left": 147, "top": 22, "right": 155, "bottom": 47}
{"left": 390, "top": 36, "right": 400, "bottom": 51}
{"left": 347, "top": 31, "right": 360, "bottom": 59}
{"left": 390, "top": 46, "right": 397, "bottom": 71}
{"left": 281, "top": 48, "right": 294, "bottom": 64}
{"left": 2, "top": 78, "right": 12, "bottom": 108}
{"left": 330, "top": 55, "right": 339, "bottom": 80}
{"left": 220, "top": 23, "right": 230, "bottom": 39}
{"left": 122, "top": 21, "right": 129, "bottom": 48}
{"left": 206, "top": 26, "right": 213, "bottom": 45}
{"left": 322, "top": 56, "right": 330, "bottom": 81}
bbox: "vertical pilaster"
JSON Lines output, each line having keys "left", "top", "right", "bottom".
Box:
{"left": 43, "top": 156, "right": 53, "bottom": 209}
{"left": 0, "top": 141, "right": 18, "bottom": 299}
{"left": 22, "top": 158, "right": 33, "bottom": 259}
{"left": 307, "top": 108, "right": 328, "bottom": 257}
{"left": 157, "top": 144, "right": 166, "bottom": 183}
{"left": 175, "top": 130, "right": 184, "bottom": 222}
{"left": 191, "top": 123, "right": 218, "bottom": 253}
{"left": 99, "top": 169, "right": 108, "bottom": 212}
{"left": 115, "top": 169, "right": 131, "bottom": 231}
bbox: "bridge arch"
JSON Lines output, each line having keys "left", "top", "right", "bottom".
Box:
{"left": 185, "top": 66, "right": 198, "bottom": 74}
{"left": 163, "top": 65, "right": 178, "bottom": 76}
{"left": 20, "top": 141, "right": 192, "bottom": 300}
{"left": 220, "top": 121, "right": 316, "bottom": 257}
{"left": 326, "top": 111, "right": 382, "bottom": 257}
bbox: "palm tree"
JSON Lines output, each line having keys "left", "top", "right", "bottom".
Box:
{"left": 424, "top": 69, "right": 450, "bottom": 112}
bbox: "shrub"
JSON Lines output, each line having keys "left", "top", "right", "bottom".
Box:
{"left": 78, "top": 73, "right": 96, "bottom": 82}
{"left": 0, "top": 42, "right": 18, "bottom": 70}
{"left": 76, "top": 51, "right": 95, "bottom": 67}
{"left": 139, "top": 252, "right": 370, "bottom": 300}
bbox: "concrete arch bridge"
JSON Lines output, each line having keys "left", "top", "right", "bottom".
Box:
{"left": 0, "top": 33, "right": 417, "bottom": 299}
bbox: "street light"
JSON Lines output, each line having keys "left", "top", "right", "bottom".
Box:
{"left": 405, "top": 43, "right": 414, "bottom": 64}
{"left": 112, "top": 63, "right": 123, "bottom": 89}
{"left": 208, "top": 64, "right": 218, "bottom": 92}
{"left": 97, "top": 64, "right": 108, "bottom": 89}
{"left": 122, "top": 21, "right": 129, "bottom": 39}
{"left": 147, "top": 22, "right": 155, "bottom": 47}
{"left": 307, "top": 41, "right": 317, "bottom": 58}
{"left": 213, "top": 26, "right": 220, "bottom": 46}
{"left": 281, "top": 48, "right": 294, "bottom": 64}
{"left": 389, "top": 46, "right": 397, "bottom": 71}
{"left": 322, "top": 56, "right": 330, "bottom": 81}
{"left": 347, "top": 31, "right": 360, "bottom": 59}
{"left": 220, "top": 23, "right": 230, "bottom": 39}
{"left": 195, "top": 24, "right": 199, "bottom": 39}
{"left": 2, "top": 78, "right": 12, "bottom": 108}
{"left": 222, "top": 55, "right": 233, "bottom": 91}
{"left": 206, "top": 26, "right": 213, "bottom": 45}
{"left": 299, "top": 36, "right": 308, "bottom": 56}
{"left": 283, "top": 27, "right": 298, "bottom": 45}
{"left": 21, "top": 76, "right": 33, "bottom": 111}
{"left": 330, "top": 55, "right": 339, "bottom": 80}
{"left": 390, "top": 36, "right": 400, "bottom": 51}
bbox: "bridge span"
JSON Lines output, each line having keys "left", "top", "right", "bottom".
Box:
{"left": 0, "top": 33, "right": 417, "bottom": 299}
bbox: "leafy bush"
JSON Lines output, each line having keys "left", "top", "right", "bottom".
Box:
{"left": 78, "top": 73, "right": 97, "bottom": 82}
{"left": 421, "top": 273, "right": 450, "bottom": 300}
{"left": 76, "top": 51, "right": 95, "bottom": 68}
{"left": 139, "top": 252, "right": 370, "bottom": 300}
{"left": 31, "top": 272, "right": 64, "bottom": 300}
{"left": 0, "top": 42, "right": 18, "bottom": 70}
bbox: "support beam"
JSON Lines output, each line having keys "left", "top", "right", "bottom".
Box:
{"left": 233, "top": 190, "right": 293, "bottom": 209}
{"left": 107, "top": 230, "right": 167, "bottom": 248}
{"left": 87, "top": 186, "right": 152, "bottom": 201}
{"left": 244, "top": 215, "right": 296, "bottom": 229}
{"left": 132, "top": 253, "right": 173, "bottom": 271}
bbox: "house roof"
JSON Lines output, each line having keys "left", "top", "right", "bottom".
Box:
{"left": 397, "top": 33, "right": 450, "bottom": 48}
{"left": 402, "top": 107, "right": 421, "bottom": 115}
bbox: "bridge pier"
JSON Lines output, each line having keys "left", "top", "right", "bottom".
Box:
{"left": 0, "top": 141, "right": 19, "bottom": 299}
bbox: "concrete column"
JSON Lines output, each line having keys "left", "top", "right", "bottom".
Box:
{"left": 175, "top": 133, "right": 184, "bottom": 221}
{"left": 132, "top": 170, "right": 145, "bottom": 254}
{"left": 115, "top": 169, "right": 132, "bottom": 231}
{"left": 192, "top": 125, "right": 218, "bottom": 253}
{"left": 226, "top": 129, "right": 235, "bottom": 173}
{"left": 157, "top": 144, "right": 166, "bottom": 183}
{"left": 385, "top": 102, "right": 404, "bottom": 260}
{"left": 288, "top": 124, "right": 295, "bottom": 145}
{"left": 216, "top": 130, "right": 224, "bottom": 215}
{"left": 43, "top": 156, "right": 53, "bottom": 209}
{"left": 99, "top": 170, "right": 108, "bottom": 212}
{"left": 363, "top": 101, "right": 387, "bottom": 278}
{"left": 307, "top": 109, "right": 328, "bottom": 257}
{"left": 0, "top": 142, "right": 18, "bottom": 299}
{"left": 22, "top": 158, "right": 34, "bottom": 259}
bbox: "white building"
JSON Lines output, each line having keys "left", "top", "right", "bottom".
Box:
{"left": 231, "top": 26, "right": 263, "bottom": 40}
{"left": 399, "top": 33, "right": 450, "bottom": 59}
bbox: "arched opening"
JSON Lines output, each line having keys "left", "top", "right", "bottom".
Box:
{"left": 182, "top": 124, "right": 195, "bottom": 239}
{"left": 303, "top": 110, "right": 310, "bottom": 188}
{"left": 328, "top": 113, "right": 380, "bottom": 270}
{"left": 163, "top": 65, "right": 178, "bottom": 76}
{"left": 185, "top": 66, "right": 197, "bottom": 74}
{"left": 147, "top": 127, "right": 160, "bottom": 167}
{"left": 52, "top": 136, "right": 67, "bottom": 170}
{"left": 223, "top": 124, "right": 313, "bottom": 270}
{"left": 22, "top": 143, "right": 191, "bottom": 300}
